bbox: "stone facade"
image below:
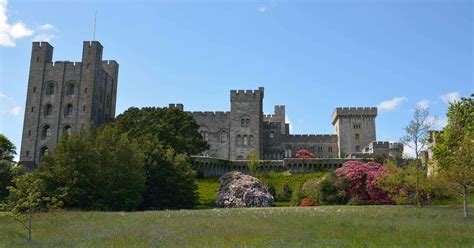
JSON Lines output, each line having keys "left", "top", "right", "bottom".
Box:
{"left": 171, "top": 87, "right": 403, "bottom": 161}
{"left": 19, "top": 41, "right": 118, "bottom": 169}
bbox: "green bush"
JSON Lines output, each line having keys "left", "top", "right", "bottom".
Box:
{"left": 318, "top": 173, "right": 349, "bottom": 205}
{"left": 290, "top": 184, "right": 305, "bottom": 206}
{"left": 276, "top": 183, "right": 292, "bottom": 202}
{"left": 261, "top": 179, "right": 276, "bottom": 198}
{"left": 301, "top": 178, "right": 321, "bottom": 200}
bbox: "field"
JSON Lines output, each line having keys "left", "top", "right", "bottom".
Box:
{"left": 1, "top": 205, "right": 473, "bottom": 247}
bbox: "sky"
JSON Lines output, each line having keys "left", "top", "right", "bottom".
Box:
{"left": 0, "top": 0, "right": 472, "bottom": 159}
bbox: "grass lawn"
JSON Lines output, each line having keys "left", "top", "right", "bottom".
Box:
{"left": 1, "top": 205, "right": 473, "bottom": 247}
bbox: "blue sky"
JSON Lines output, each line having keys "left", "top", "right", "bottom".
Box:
{"left": 0, "top": 0, "right": 472, "bottom": 159}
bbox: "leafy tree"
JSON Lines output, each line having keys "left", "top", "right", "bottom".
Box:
{"left": 401, "top": 106, "right": 436, "bottom": 207}
{"left": 277, "top": 183, "right": 293, "bottom": 202}
{"left": 432, "top": 95, "right": 473, "bottom": 218}
{"left": 115, "top": 107, "right": 208, "bottom": 155}
{"left": 247, "top": 151, "right": 261, "bottom": 176}
{"left": 37, "top": 125, "right": 145, "bottom": 211}
{"left": 5, "top": 173, "right": 63, "bottom": 242}
{"left": 295, "top": 149, "right": 315, "bottom": 158}
{"left": 142, "top": 148, "right": 198, "bottom": 209}
{"left": 0, "top": 134, "right": 16, "bottom": 201}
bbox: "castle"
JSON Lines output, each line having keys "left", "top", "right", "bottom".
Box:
{"left": 170, "top": 87, "right": 403, "bottom": 161}
{"left": 19, "top": 41, "right": 118, "bottom": 169}
{"left": 19, "top": 41, "right": 402, "bottom": 170}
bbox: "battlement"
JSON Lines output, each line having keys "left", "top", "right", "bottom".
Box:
{"left": 370, "top": 141, "right": 390, "bottom": 148}
{"left": 283, "top": 134, "right": 338, "bottom": 143}
{"left": 230, "top": 87, "right": 264, "bottom": 101}
{"left": 189, "top": 111, "right": 230, "bottom": 117}
{"left": 168, "top": 103, "right": 184, "bottom": 111}
{"left": 83, "top": 41, "right": 103, "bottom": 49}
{"left": 45, "top": 61, "right": 82, "bottom": 71}
{"left": 331, "top": 107, "right": 377, "bottom": 124}
{"left": 32, "top": 41, "right": 53, "bottom": 49}
{"left": 101, "top": 60, "right": 119, "bottom": 67}
{"left": 263, "top": 121, "right": 282, "bottom": 128}
{"left": 389, "top": 142, "right": 403, "bottom": 149}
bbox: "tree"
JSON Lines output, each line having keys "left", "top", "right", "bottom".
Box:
{"left": 318, "top": 173, "right": 349, "bottom": 205}
{"left": 432, "top": 95, "right": 474, "bottom": 218}
{"left": 0, "top": 134, "right": 16, "bottom": 201}
{"left": 142, "top": 148, "right": 198, "bottom": 209}
{"left": 115, "top": 107, "right": 208, "bottom": 210}
{"left": 37, "top": 125, "right": 145, "bottom": 211}
{"left": 115, "top": 107, "right": 208, "bottom": 155}
{"left": 295, "top": 149, "right": 315, "bottom": 159}
{"left": 401, "top": 106, "right": 436, "bottom": 207}
{"left": 247, "top": 151, "right": 261, "bottom": 176}
{"left": 5, "top": 173, "right": 63, "bottom": 242}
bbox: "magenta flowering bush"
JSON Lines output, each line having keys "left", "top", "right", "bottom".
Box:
{"left": 335, "top": 161, "right": 393, "bottom": 204}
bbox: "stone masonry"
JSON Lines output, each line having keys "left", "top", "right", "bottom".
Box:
{"left": 19, "top": 41, "right": 118, "bottom": 169}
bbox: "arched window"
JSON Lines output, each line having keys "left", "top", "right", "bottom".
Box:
{"left": 46, "top": 82, "right": 55, "bottom": 95}
{"left": 204, "top": 131, "right": 208, "bottom": 141}
{"left": 355, "top": 133, "right": 360, "bottom": 140}
{"left": 249, "top": 135, "right": 254, "bottom": 146}
{"left": 220, "top": 130, "right": 227, "bottom": 143}
{"left": 243, "top": 135, "right": 248, "bottom": 146}
{"left": 42, "top": 125, "right": 51, "bottom": 139}
{"left": 65, "top": 104, "right": 73, "bottom": 117}
{"left": 245, "top": 118, "right": 250, "bottom": 127}
{"left": 40, "top": 146, "right": 49, "bottom": 157}
{"left": 236, "top": 135, "right": 242, "bottom": 146}
{"left": 63, "top": 125, "right": 72, "bottom": 135}
{"left": 356, "top": 145, "right": 361, "bottom": 152}
{"left": 241, "top": 119, "right": 245, "bottom": 127}
{"left": 45, "top": 104, "right": 53, "bottom": 116}
{"left": 67, "top": 83, "right": 75, "bottom": 96}
{"left": 270, "top": 131, "right": 274, "bottom": 138}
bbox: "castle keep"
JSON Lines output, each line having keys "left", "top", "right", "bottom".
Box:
{"left": 171, "top": 87, "right": 403, "bottom": 161}
{"left": 19, "top": 41, "right": 118, "bottom": 169}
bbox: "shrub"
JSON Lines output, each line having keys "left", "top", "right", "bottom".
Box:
{"left": 318, "top": 173, "right": 349, "bottom": 205}
{"left": 300, "top": 198, "right": 316, "bottom": 207}
{"left": 290, "top": 184, "right": 305, "bottom": 206}
{"left": 261, "top": 180, "right": 276, "bottom": 197}
{"left": 276, "top": 183, "right": 292, "bottom": 201}
{"left": 295, "top": 149, "right": 315, "bottom": 158}
{"left": 301, "top": 178, "right": 320, "bottom": 200}
{"left": 335, "top": 161, "right": 393, "bottom": 204}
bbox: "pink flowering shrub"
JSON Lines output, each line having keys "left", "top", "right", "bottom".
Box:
{"left": 295, "top": 149, "right": 315, "bottom": 158}
{"left": 335, "top": 161, "right": 393, "bottom": 204}
{"left": 300, "top": 198, "right": 317, "bottom": 207}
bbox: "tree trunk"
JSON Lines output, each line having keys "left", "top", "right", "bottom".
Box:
{"left": 415, "top": 160, "right": 421, "bottom": 207}
{"left": 463, "top": 185, "right": 469, "bottom": 219}
{"left": 28, "top": 210, "right": 32, "bottom": 242}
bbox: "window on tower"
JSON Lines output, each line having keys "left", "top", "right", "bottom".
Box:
{"left": 67, "top": 83, "right": 75, "bottom": 96}
{"left": 45, "top": 104, "right": 53, "bottom": 116}
{"left": 42, "top": 125, "right": 51, "bottom": 139}
{"left": 65, "top": 104, "right": 73, "bottom": 117}
{"left": 46, "top": 82, "right": 55, "bottom": 95}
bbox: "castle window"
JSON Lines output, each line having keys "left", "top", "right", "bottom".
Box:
{"left": 318, "top": 146, "right": 323, "bottom": 153}
{"left": 42, "top": 125, "right": 51, "bottom": 139}
{"left": 46, "top": 82, "right": 55, "bottom": 96}
{"left": 45, "top": 104, "right": 53, "bottom": 116}
{"left": 83, "top": 105, "right": 86, "bottom": 111}
{"left": 241, "top": 119, "right": 245, "bottom": 127}
{"left": 355, "top": 133, "right": 360, "bottom": 140}
{"left": 40, "top": 146, "right": 49, "bottom": 158}
{"left": 65, "top": 104, "right": 73, "bottom": 117}
{"left": 67, "top": 83, "right": 75, "bottom": 96}
{"left": 33, "top": 87, "right": 36, "bottom": 93}
{"left": 31, "top": 107, "right": 34, "bottom": 113}
{"left": 245, "top": 118, "right": 250, "bottom": 127}
{"left": 353, "top": 124, "right": 361, "bottom": 129}
{"left": 243, "top": 135, "right": 248, "bottom": 146}
{"left": 356, "top": 146, "right": 361, "bottom": 152}
{"left": 270, "top": 131, "right": 274, "bottom": 139}
{"left": 285, "top": 147, "right": 292, "bottom": 158}
{"left": 85, "top": 88, "right": 88, "bottom": 94}
{"left": 63, "top": 125, "right": 72, "bottom": 135}
{"left": 26, "top": 151, "right": 29, "bottom": 157}
{"left": 220, "top": 130, "right": 227, "bottom": 143}
{"left": 328, "top": 147, "right": 333, "bottom": 153}
{"left": 236, "top": 135, "right": 242, "bottom": 146}
{"left": 249, "top": 135, "right": 254, "bottom": 146}
{"left": 204, "top": 131, "right": 208, "bottom": 141}
{"left": 28, "top": 130, "right": 31, "bottom": 136}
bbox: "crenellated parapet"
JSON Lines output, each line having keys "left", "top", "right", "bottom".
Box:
{"left": 230, "top": 87, "right": 264, "bottom": 102}
{"left": 331, "top": 107, "right": 377, "bottom": 124}
{"left": 283, "top": 134, "right": 338, "bottom": 143}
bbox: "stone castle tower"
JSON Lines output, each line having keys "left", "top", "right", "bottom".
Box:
{"left": 19, "top": 41, "right": 119, "bottom": 169}
{"left": 332, "top": 107, "right": 377, "bottom": 157}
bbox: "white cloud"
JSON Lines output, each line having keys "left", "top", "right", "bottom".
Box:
{"left": 417, "top": 99, "right": 430, "bottom": 109}
{"left": 0, "top": 92, "right": 22, "bottom": 117}
{"left": 257, "top": 0, "right": 277, "bottom": 13}
{"left": 258, "top": 6, "right": 268, "bottom": 13}
{"left": 0, "top": 0, "right": 58, "bottom": 47}
{"left": 378, "top": 97, "right": 408, "bottom": 111}
{"left": 38, "top": 24, "right": 56, "bottom": 31}
{"left": 440, "top": 92, "right": 461, "bottom": 104}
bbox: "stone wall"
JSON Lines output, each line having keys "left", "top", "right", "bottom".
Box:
{"left": 191, "top": 156, "right": 363, "bottom": 178}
